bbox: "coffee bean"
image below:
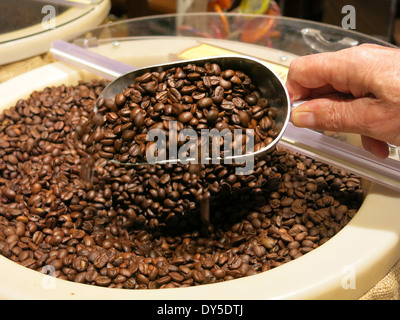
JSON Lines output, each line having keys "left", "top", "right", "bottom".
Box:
{"left": 3, "top": 188, "right": 16, "bottom": 200}
{"left": 227, "top": 256, "right": 242, "bottom": 269}
{"left": 142, "top": 81, "right": 157, "bottom": 94}
{"left": 95, "top": 275, "right": 112, "bottom": 286}
{"left": 215, "top": 121, "right": 229, "bottom": 131}
{"left": 94, "top": 251, "right": 109, "bottom": 269}
{"left": 238, "top": 111, "right": 250, "bottom": 127}
{"left": 222, "top": 69, "right": 235, "bottom": 79}
{"left": 212, "top": 86, "right": 224, "bottom": 104}
{"left": 73, "top": 256, "right": 89, "bottom": 272}
{"left": 178, "top": 111, "right": 193, "bottom": 124}
{"left": 198, "top": 97, "right": 213, "bottom": 109}
{"left": 134, "top": 112, "right": 146, "bottom": 128}
{"left": 206, "top": 109, "right": 219, "bottom": 123}
{"left": 121, "top": 130, "right": 135, "bottom": 141}
{"left": 106, "top": 112, "right": 118, "bottom": 123}
{"left": 115, "top": 93, "right": 126, "bottom": 107}
{"left": 260, "top": 116, "right": 273, "bottom": 131}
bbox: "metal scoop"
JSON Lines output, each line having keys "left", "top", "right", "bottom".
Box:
{"left": 50, "top": 40, "right": 400, "bottom": 192}
{"left": 51, "top": 40, "right": 290, "bottom": 167}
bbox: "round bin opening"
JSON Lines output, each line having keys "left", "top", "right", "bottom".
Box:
{"left": 1, "top": 14, "right": 400, "bottom": 300}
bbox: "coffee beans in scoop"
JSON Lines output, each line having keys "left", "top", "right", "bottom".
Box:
{"left": 85, "top": 62, "right": 279, "bottom": 165}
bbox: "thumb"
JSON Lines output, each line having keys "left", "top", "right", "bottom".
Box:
{"left": 290, "top": 97, "right": 374, "bottom": 135}
{"left": 290, "top": 97, "right": 391, "bottom": 158}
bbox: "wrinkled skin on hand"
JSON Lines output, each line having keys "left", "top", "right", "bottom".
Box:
{"left": 286, "top": 44, "right": 400, "bottom": 159}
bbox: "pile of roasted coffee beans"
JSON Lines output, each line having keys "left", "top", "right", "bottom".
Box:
{"left": 0, "top": 78, "right": 363, "bottom": 289}
{"left": 85, "top": 62, "right": 279, "bottom": 164}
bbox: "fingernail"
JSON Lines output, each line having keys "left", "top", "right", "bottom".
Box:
{"left": 287, "top": 90, "right": 299, "bottom": 101}
{"left": 291, "top": 111, "right": 316, "bottom": 128}
{"left": 289, "top": 92, "right": 302, "bottom": 101}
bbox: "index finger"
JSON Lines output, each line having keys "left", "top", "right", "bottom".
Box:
{"left": 286, "top": 46, "right": 376, "bottom": 100}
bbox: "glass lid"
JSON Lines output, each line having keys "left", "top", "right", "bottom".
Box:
{"left": 0, "top": 0, "right": 69, "bottom": 36}
{"left": 0, "top": 0, "right": 107, "bottom": 45}
{"left": 0, "top": 0, "right": 110, "bottom": 66}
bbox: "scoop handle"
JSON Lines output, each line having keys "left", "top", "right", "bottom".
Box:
{"left": 50, "top": 40, "right": 135, "bottom": 80}
{"left": 280, "top": 124, "right": 400, "bottom": 193}
{"left": 287, "top": 100, "right": 400, "bottom": 192}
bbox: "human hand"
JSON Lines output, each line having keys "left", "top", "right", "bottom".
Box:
{"left": 286, "top": 44, "right": 400, "bottom": 159}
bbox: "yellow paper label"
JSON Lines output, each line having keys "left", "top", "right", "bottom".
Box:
{"left": 177, "top": 43, "right": 289, "bottom": 82}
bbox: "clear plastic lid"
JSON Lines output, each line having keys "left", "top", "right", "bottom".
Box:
{"left": 0, "top": 0, "right": 110, "bottom": 64}
{"left": 70, "top": 12, "right": 393, "bottom": 53}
